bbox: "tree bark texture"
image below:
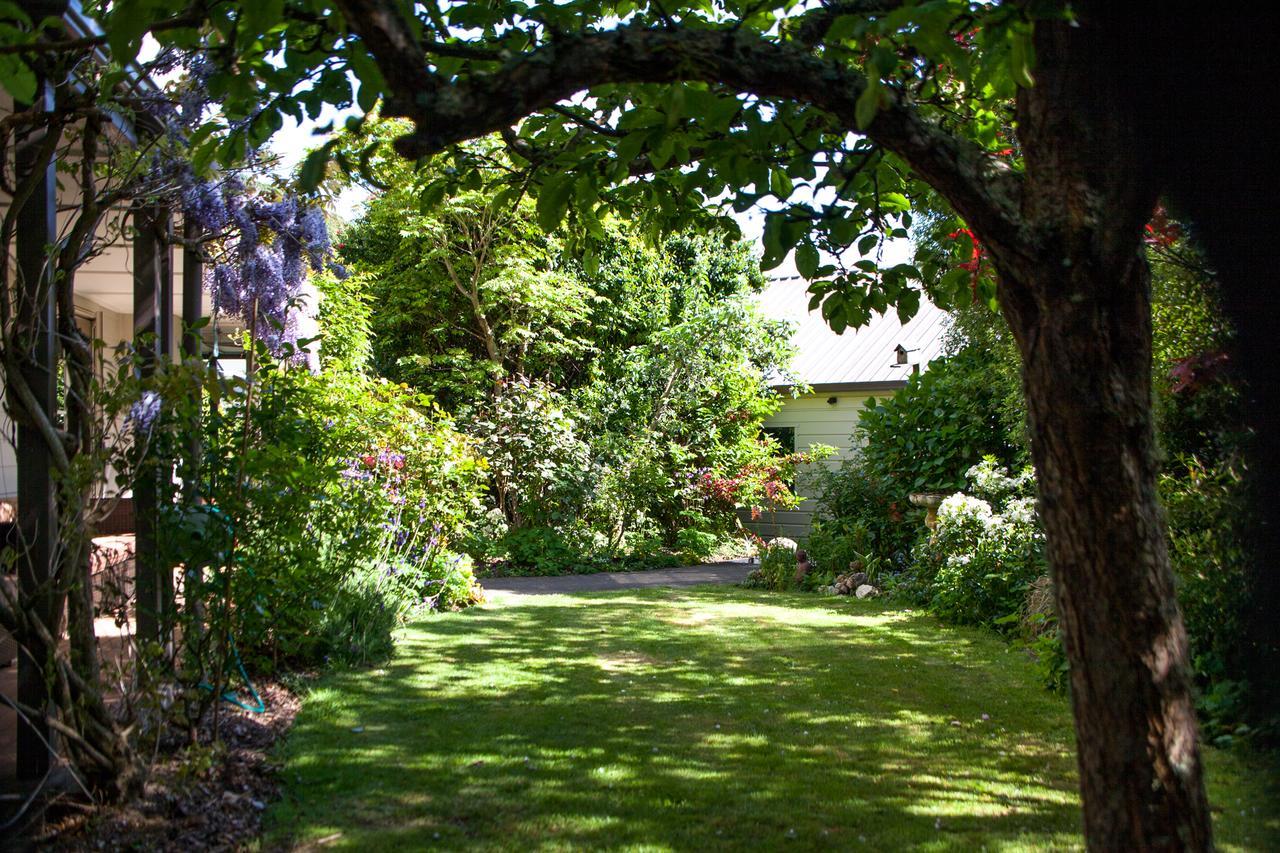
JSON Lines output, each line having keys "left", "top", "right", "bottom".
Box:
{"left": 994, "top": 7, "right": 1211, "bottom": 849}
{"left": 1003, "top": 259, "right": 1210, "bottom": 850}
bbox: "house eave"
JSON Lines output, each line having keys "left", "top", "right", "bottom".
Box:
{"left": 770, "top": 379, "right": 908, "bottom": 396}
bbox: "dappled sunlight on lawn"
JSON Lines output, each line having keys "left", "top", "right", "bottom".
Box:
{"left": 270, "top": 587, "right": 1279, "bottom": 851}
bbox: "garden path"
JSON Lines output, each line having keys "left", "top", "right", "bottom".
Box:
{"left": 480, "top": 560, "right": 754, "bottom": 596}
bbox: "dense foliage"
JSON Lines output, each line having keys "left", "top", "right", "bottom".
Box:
{"left": 4, "top": 2, "right": 1269, "bottom": 838}
{"left": 855, "top": 347, "right": 1021, "bottom": 493}
{"left": 803, "top": 219, "right": 1268, "bottom": 738}
{"left": 144, "top": 343, "right": 486, "bottom": 680}
{"left": 804, "top": 469, "right": 918, "bottom": 582}
{"left": 333, "top": 133, "right": 805, "bottom": 574}
{"left": 905, "top": 459, "right": 1043, "bottom": 629}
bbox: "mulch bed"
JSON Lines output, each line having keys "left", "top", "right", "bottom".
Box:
{"left": 34, "top": 682, "right": 300, "bottom": 852}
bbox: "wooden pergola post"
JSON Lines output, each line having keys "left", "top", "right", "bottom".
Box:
{"left": 132, "top": 203, "right": 174, "bottom": 644}
{"left": 182, "top": 221, "right": 203, "bottom": 364}
{"left": 182, "top": 219, "right": 204, "bottom": 485}
{"left": 13, "top": 80, "right": 60, "bottom": 782}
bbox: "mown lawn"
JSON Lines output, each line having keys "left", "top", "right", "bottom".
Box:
{"left": 267, "top": 587, "right": 1279, "bottom": 850}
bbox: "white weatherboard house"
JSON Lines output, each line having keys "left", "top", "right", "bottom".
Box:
{"left": 746, "top": 277, "right": 948, "bottom": 540}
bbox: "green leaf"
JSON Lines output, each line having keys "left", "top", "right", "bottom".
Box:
{"left": 536, "top": 174, "right": 575, "bottom": 233}
{"left": 829, "top": 303, "right": 848, "bottom": 334}
{"left": 651, "top": 132, "right": 676, "bottom": 168}
{"left": 418, "top": 180, "right": 448, "bottom": 212}
{"left": 855, "top": 77, "right": 883, "bottom": 130}
{"left": 895, "top": 288, "right": 921, "bottom": 323}
{"left": 880, "top": 192, "right": 910, "bottom": 212}
{"left": 761, "top": 212, "right": 784, "bottom": 269}
{"left": 298, "top": 145, "right": 332, "bottom": 193}
{"left": 770, "top": 167, "right": 794, "bottom": 199}
{"left": 795, "top": 242, "right": 820, "bottom": 278}
{"left": 106, "top": 0, "right": 152, "bottom": 66}
{"left": 1010, "top": 27, "right": 1036, "bottom": 89}
{"left": 0, "top": 55, "right": 36, "bottom": 103}
{"left": 348, "top": 49, "right": 385, "bottom": 113}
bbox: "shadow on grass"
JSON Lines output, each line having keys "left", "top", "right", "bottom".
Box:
{"left": 268, "top": 588, "right": 1276, "bottom": 851}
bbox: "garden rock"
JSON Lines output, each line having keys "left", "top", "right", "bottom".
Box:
{"left": 768, "top": 536, "right": 798, "bottom": 551}
{"left": 831, "top": 572, "right": 860, "bottom": 595}
{"left": 848, "top": 571, "right": 869, "bottom": 588}
{"left": 855, "top": 584, "right": 879, "bottom": 599}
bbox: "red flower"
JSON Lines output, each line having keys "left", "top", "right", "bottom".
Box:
{"left": 1144, "top": 205, "right": 1181, "bottom": 249}
{"left": 1169, "top": 350, "right": 1229, "bottom": 395}
{"left": 948, "top": 227, "right": 984, "bottom": 299}
{"left": 362, "top": 454, "right": 376, "bottom": 468}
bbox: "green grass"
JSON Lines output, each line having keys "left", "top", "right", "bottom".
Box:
{"left": 267, "top": 587, "right": 1279, "bottom": 850}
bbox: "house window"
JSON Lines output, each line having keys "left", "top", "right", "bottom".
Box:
{"left": 762, "top": 426, "right": 796, "bottom": 454}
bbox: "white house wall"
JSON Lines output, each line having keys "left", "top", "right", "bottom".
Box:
{"left": 0, "top": 294, "right": 175, "bottom": 502}
{"left": 745, "top": 389, "right": 884, "bottom": 541}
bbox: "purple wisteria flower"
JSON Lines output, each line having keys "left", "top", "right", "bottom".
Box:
{"left": 182, "top": 179, "right": 229, "bottom": 233}
{"left": 211, "top": 264, "right": 242, "bottom": 315}
{"left": 298, "top": 207, "right": 330, "bottom": 270}
{"left": 252, "top": 197, "right": 297, "bottom": 233}
{"left": 180, "top": 168, "right": 332, "bottom": 358}
{"left": 128, "top": 391, "right": 163, "bottom": 433}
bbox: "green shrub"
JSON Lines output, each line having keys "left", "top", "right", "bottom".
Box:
{"left": 804, "top": 523, "right": 866, "bottom": 579}
{"left": 468, "top": 378, "right": 593, "bottom": 531}
{"left": 810, "top": 466, "right": 919, "bottom": 572}
{"left": 1160, "top": 455, "right": 1258, "bottom": 739}
{"left": 756, "top": 539, "right": 799, "bottom": 591}
{"left": 499, "top": 525, "right": 595, "bottom": 575}
{"left": 910, "top": 460, "right": 1044, "bottom": 630}
{"left": 856, "top": 348, "right": 1020, "bottom": 493}
{"left": 157, "top": 362, "right": 486, "bottom": 673}
{"left": 675, "top": 526, "right": 720, "bottom": 563}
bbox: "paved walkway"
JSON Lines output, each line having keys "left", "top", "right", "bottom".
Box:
{"left": 480, "top": 561, "right": 754, "bottom": 596}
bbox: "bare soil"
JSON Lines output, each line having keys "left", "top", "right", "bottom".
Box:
{"left": 31, "top": 681, "right": 299, "bottom": 852}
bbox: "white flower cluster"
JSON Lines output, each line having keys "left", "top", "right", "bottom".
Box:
{"left": 965, "top": 457, "right": 1036, "bottom": 501}
{"left": 935, "top": 477, "right": 1042, "bottom": 556}
{"left": 1003, "top": 496, "right": 1040, "bottom": 528}
{"left": 938, "top": 492, "right": 997, "bottom": 529}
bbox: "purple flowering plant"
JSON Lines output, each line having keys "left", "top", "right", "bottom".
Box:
{"left": 159, "top": 53, "right": 334, "bottom": 360}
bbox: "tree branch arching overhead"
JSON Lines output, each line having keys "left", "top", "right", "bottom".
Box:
{"left": 333, "top": 2, "right": 1027, "bottom": 264}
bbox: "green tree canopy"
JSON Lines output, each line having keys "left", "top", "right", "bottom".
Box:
{"left": 10, "top": 2, "right": 1267, "bottom": 844}
{"left": 336, "top": 128, "right": 767, "bottom": 409}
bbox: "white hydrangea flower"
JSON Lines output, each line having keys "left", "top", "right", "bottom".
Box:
{"left": 938, "top": 492, "right": 996, "bottom": 526}
{"left": 967, "top": 457, "right": 1026, "bottom": 501}
{"left": 1003, "top": 496, "right": 1040, "bottom": 527}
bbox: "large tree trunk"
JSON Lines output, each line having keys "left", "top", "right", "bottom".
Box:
{"left": 1002, "top": 258, "right": 1211, "bottom": 850}
{"left": 992, "top": 7, "right": 1213, "bottom": 848}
